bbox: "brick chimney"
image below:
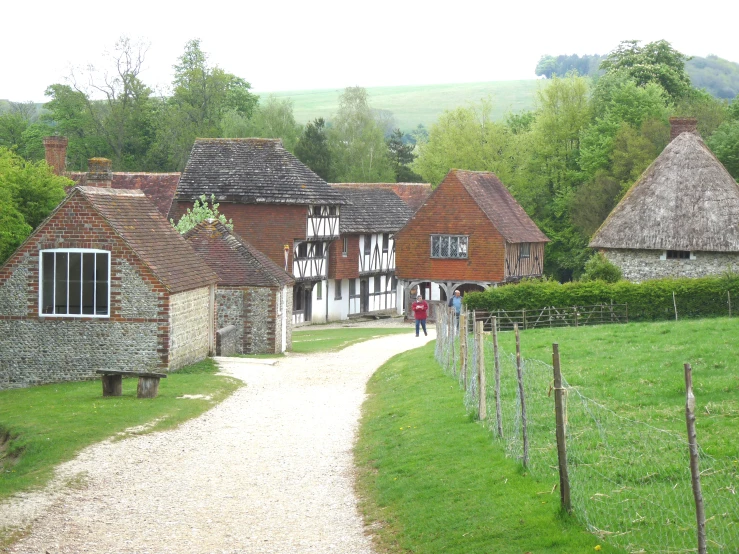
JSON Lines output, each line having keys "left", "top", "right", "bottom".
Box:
{"left": 86, "top": 158, "right": 113, "bottom": 187}
{"left": 669, "top": 117, "right": 699, "bottom": 142}
{"left": 43, "top": 136, "right": 68, "bottom": 176}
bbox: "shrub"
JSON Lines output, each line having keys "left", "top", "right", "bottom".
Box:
{"left": 464, "top": 275, "right": 739, "bottom": 322}
{"left": 581, "top": 252, "right": 622, "bottom": 283}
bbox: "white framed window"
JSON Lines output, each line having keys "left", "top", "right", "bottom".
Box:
{"left": 334, "top": 279, "right": 342, "bottom": 300}
{"left": 40, "top": 249, "right": 110, "bottom": 317}
{"left": 430, "top": 235, "right": 468, "bottom": 259}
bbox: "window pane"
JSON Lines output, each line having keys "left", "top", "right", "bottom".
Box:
{"left": 431, "top": 236, "right": 440, "bottom": 257}
{"left": 459, "top": 237, "right": 468, "bottom": 256}
{"left": 55, "top": 252, "right": 68, "bottom": 314}
{"left": 82, "top": 253, "right": 96, "bottom": 314}
{"left": 364, "top": 235, "right": 371, "bottom": 254}
{"left": 68, "top": 253, "right": 82, "bottom": 314}
{"left": 374, "top": 275, "right": 381, "bottom": 291}
{"left": 349, "top": 279, "right": 356, "bottom": 297}
{"left": 96, "top": 253, "right": 109, "bottom": 315}
{"left": 449, "top": 236, "right": 458, "bottom": 257}
{"left": 440, "top": 236, "right": 449, "bottom": 257}
{"left": 41, "top": 252, "right": 55, "bottom": 314}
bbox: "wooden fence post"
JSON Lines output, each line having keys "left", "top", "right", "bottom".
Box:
{"left": 673, "top": 291, "right": 679, "bottom": 321}
{"left": 460, "top": 313, "right": 467, "bottom": 390}
{"left": 477, "top": 320, "right": 486, "bottom": 421}
{"left": 553, "top": 343, "right": 571, "bottom": 513}
{"left": 515, "top": 323, "right": 529, "bottom": 468}
{"left": 492, "top": 316, "right": 502, "bottom": 438}
{"left": 684, "top": 363, "right": 707, "bottom": 554}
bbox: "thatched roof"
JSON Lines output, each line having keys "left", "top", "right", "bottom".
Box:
{"left": 590, "top": 132, "right": 739, "bottom": 252}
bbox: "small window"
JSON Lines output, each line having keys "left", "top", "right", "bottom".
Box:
{"left": 349, "top": 279, "right": 356, "bottom": 297}
{"left": 364, "top": 234, "right": 372, "bottom": 255}
{"left": 334, "top": 279, "right": 342, "bottom": 299}
{"left": 316, "top": 281, "right": 322, "bottom": 300}
{"left": 382, "top": 233, "right": 389, "bottom": 253}
{"left": 431, "top": 235, "right": 468, "bottom": 259}
{"left": 374, "top": 275, "right": 381, "bottom": 292}
{"left": 342, "top": 236, "right": 348, "bottom": 257}
{"left": 40, "top": 249, "right": 110, "bottom": 317}
{"left": 666, "top": 250, "right": 691, "bottom": 260}
{"left": 520, "top": 243, "right": 531, "bottom": 259}
{"left": 329, "top": 206, "right": 337, "bottom": 216}
{"left": 297, "top": 242, "right": 308, "bottom": 258}
{"left": 391, "top": 276, "right": 397, "bottom": 291}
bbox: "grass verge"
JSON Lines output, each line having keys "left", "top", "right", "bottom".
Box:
{"left": 292, "top": 327, "right": 413, "bottom": 354}
{"left": 355, "top": 342, "right": 620, "bottom": 553}
{"left": 0, "top": 358, "right": 241, "bottom": 502}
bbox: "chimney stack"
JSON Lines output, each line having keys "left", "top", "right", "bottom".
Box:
{"left": 669, "top": 117, "right": 699, "bottom": 142}
{"left": 86, "top": 158, "right": 113, "bottom": 187}
{"left": 43, "top": 136, "right": 68, "bottom": 176}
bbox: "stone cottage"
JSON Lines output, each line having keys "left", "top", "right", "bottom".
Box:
{"left": 184, "top": 219, "right": 295, "bottom": 354}
{"left": 0, "top": 160, "right": 218, "bottom": 390}
{"left": 589, "top": 118, "right": 739, "bottom": 282}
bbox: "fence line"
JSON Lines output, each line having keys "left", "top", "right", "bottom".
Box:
{"left": 434, "top": 307, "right": 739, "bottom": 553}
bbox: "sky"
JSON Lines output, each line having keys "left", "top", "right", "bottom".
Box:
{"left": 3, "top": 0, "right": 738, "bottom": 103}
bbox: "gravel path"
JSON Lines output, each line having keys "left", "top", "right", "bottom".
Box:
{"left": 1, "top": 330, "right": 434, "bottom": 554}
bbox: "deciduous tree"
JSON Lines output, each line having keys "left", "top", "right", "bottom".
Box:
{"left": 295, "top": 118, "right": 331, "bottom": 180}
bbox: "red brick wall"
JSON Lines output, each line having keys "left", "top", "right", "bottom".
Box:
{"left": 0, "top": 193, "right": 172, "bottom": 369}
{"left": 328, "top": 235, "right": 360, "bottom": 279}
{"left": 170, "top": 201, "right": 307, "bottom": 270}
{"left": 395, "top": 174, "right": 506, "bottom": 282}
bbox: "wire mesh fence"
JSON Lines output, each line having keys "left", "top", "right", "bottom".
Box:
{"left": 434, "top": 307, "right": 739, "bottom": 553}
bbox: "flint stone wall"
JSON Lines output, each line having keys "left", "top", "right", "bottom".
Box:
{"left": 169, "top": 286, "right": 211, "bottom": 371}
{"left": 216, "top": 288, "right": 244, "bottom": 354}
{"left": 604, "top": 249, "right": 739, "bottom": 283}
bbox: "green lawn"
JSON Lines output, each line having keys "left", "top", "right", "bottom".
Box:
{"left": 263, "top": 80, "right": 540, "bottom": 130}
{"left": 355, "top": 342, "right": 619, "bottom": 553}
{"left": 0, "top": 359, "right": 241, "bottom": 502}
{"left": 291, "top": 326, "right": 413, "bottom": 354}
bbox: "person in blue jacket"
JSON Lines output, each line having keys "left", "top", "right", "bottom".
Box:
{"left": 448, "top": 289, "right": 462, "bottom": 329}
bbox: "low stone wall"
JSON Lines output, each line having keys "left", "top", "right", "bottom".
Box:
{"left": 604, "top": 249, "right": 739, "bottom": 282}
{"left": 169, "top": 286, "right": 211, "bottom": 371}
{"left": 0, "top": 319, "right": 159, "bottom": 390}
{"left": 216, "top": 325, "right": 239, "bottom": 357}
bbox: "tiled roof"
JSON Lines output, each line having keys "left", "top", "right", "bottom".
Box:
{"left": 175, "top": 138, "right": 346, "bottom": 205}
{"left": 331, "top": 182, "right": 432, "bottom": 212}
{"left": 184, "top": 220, "right": 294, "bottom": 288}
{"left": 69, "top": 172, "right": 180, "bottom": 218}
{"left": 330, "top": 185, "right": 414, "bottom": 233}
{"left": 78, "top": 187, "right": 218, "bottom": 293}
{"left": 453, "top": 170, "right": 550, "bottom": 244}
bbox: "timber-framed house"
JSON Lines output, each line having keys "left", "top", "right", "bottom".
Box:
{"left": 326, "top": 185, "right": 414, "bottom": 320}
{"left": 395, "top": 169, "right": 549, "bottom": 316}
{"left": 169, "top": 138, "right": 346, "bottom": 324}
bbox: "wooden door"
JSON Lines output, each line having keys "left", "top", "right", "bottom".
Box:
{"left": 360, "top": 279, "right": 368, "bottom": 313}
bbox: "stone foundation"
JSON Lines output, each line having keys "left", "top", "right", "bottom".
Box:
{"left": 603, "top": 249, "right": 739, "bottom": 282}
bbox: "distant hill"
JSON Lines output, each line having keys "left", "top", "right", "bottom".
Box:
{"left": 687, "top": 55, "right": 739, "bottom": 99}
{"left": 261, "top": 80, "right": 541, "bottom": 131}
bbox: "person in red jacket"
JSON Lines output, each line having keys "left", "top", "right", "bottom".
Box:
{"left": 412, "top": 293, "right": 429, "bottom": 337}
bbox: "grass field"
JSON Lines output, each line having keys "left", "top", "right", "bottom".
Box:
{"left": 262, "top": 80, "right": 541, "bottom": 130}
{"left": 0, "top": 359, "right": 241, "bottom": 502}
{"left": 355, "top": 342, "right": 620, "bottom": 553}
{"left": 291, "top": 326, "right": 413, "bottom": 354}
{"left": 432, "top": 316, "right": 739, "bottom": 552}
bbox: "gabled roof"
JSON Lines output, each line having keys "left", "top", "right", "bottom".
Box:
{"left": 175, "top": 138, "right": 346, "bottom": 206}
{"left": 331, "top": 182, "right": 432, "bottom": 212}
{"left": 450, "top": 170, "right": 549, "bottom": 244}
{"left": 69, "top": 172, "right": 180, "bottom": 218}
{"left": 330, "top": 185, "right": 414, "bottom": 233}
{"left": 78, "top": 187, "right": 218, "bottom": 293}
{"left": 590, "top": 132, "right": 739, "bottom": 252}
{"left": 184, "top": 219, "right": 294, "bottom": 288}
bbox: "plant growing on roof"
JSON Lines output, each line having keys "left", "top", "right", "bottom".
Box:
{"left": 171, "top": 194, "right": 233, "bottom": 234}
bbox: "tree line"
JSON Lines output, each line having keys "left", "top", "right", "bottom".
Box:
{"left": 415, "top": 40, "right": 739, "bottom": 281}
{"left": 0, "top": 37, "right": 422, "bottom": 184}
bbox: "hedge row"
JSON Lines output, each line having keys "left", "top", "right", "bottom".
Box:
{"left": 463, "top": 276, "right": 739, "bottom": 322}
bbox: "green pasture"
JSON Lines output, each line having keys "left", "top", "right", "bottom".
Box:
{"left": 262, "top": 80, "right": 540, "bottom": 130}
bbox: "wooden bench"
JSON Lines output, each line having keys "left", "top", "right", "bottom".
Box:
{"left": 95, "top": 370, "right": 167, "bottom": 399}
